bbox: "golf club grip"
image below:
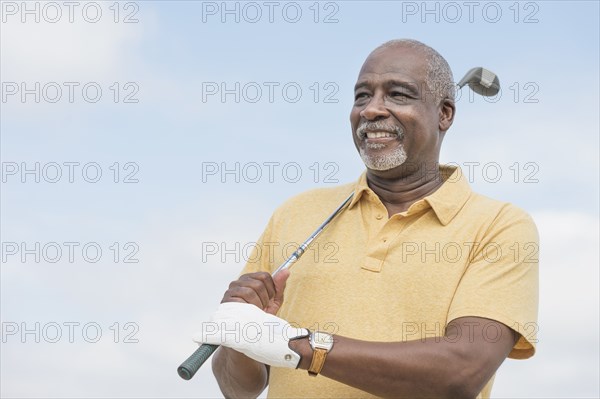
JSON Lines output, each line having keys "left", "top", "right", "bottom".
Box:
{"left": 177, "top": 343, "right": 219, "bottom": 380}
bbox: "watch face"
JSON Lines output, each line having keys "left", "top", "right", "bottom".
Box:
{"left": 312, "top": 331, "right": 334, "bottom": 349}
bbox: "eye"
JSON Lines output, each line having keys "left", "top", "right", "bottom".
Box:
{"left": 354, "top": 92, "right": 369, "bottom": 101}
{"left": 391, "top": 91, "right": 408, "bottom": 98}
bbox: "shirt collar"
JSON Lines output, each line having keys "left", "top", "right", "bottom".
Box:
{"left": 348, "top": 165, "right": 471, "bottom": 226}
{"left": 347, "top": 172, "right": 370, "bottom": 209}
{"left": 424, "top": 165, "right": 471, "bottom": 225}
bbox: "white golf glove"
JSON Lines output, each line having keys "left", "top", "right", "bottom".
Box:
{"left": 193, "top": 302, "right": 309, "bottom": 368}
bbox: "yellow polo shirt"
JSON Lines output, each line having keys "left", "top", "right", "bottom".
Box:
{"left": 240, "top": 165, "right": 539, "bottom": 398}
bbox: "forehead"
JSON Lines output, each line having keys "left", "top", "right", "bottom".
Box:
{"left": 355, "top": 46, "right": 428, "bottom": 88}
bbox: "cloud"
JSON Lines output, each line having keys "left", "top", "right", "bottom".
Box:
{"left": 1, "top": 1, "right": 147, "bottom": 81}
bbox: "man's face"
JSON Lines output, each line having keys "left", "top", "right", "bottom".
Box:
{"left": 350, "top": 45, "right": 445, "bottom": 178}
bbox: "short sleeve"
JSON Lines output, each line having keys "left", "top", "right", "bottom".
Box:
{"left": 447, "top": 205, "right": 539, "bottom": 359}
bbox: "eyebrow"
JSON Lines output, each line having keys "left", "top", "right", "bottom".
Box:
{"left": 354, "top": 79, "right": 420, "bottom": 95}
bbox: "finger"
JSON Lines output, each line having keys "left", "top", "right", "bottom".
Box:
{"left": 249, "top": 272, "right": 276, "bottom": 300}
{"left": 222, "top": 272, "right": 276, "bottom": 309}
{"left": 272, "top": 269, "right": 290, "bottom": 305}
{"left": 238, "top": 273, "right": 273, "bottom": 308}
{"left": 242, "top": 277, "right": 272, "bottom": 309}
{"left": 222, "top": 286, "right": 265, "bottom": 308}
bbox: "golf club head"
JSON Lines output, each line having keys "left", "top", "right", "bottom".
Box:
{"left": 457, "top": 67, "right": 500, "bottom": 96}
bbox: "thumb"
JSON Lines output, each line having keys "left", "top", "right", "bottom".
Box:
{"left": 272, "top": 269, "right": 290, "bottom": 304}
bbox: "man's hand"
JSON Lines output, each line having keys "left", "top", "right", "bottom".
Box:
{"left": 207, "top": 270, "right": 292, "bottom": 398}
{"left": 221, "top": 270, "right": 290, "bottom": 315}
{"left": 194, "top": 302, "right": 309, "bottom": 368}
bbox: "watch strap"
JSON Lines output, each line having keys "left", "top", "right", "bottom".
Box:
{"left": 307, "top": 348, "right": 329, "bottom": 376}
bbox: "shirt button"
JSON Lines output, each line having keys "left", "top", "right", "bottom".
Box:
{"left": 382, "top": 238, "right": 387, "bottom": 243}
{"left": 376, "top": 214, "right": 383, "bottom": 220}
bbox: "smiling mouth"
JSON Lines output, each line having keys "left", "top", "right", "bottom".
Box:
{"left": 357, "top": 121, "right": 404, "bottom": 141}
{"left": 365, "top": 131, "right": 398, "bottom": 139}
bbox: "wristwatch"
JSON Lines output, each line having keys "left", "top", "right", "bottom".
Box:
{"left": 308, "top": 331, "right": 334, "bottom": 376}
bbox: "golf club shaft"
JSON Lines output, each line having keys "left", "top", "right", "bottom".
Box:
{"left": 177, "top": 192, "right": 354, "bottom": 380}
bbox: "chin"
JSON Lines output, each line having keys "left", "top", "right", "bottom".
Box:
{"left": 359, "top": 146, "right": 408, "bottom": 171}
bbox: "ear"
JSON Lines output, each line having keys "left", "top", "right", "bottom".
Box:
{"left": 439, "top": 98, "right": 455, "bottom": 133}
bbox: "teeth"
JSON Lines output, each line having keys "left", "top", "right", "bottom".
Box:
{"left": 366, "top": 131, "right": 397, "bottom": 139}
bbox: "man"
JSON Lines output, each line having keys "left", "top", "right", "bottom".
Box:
{"left": 196, "top": 39, "right": 539, "bottom": 398}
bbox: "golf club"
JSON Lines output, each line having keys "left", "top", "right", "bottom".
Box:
{"left": 177, "top": 66, "right": 501, "bottom": 381}
{"left": 457, "top": 67, "right": 500, "bottom": 96}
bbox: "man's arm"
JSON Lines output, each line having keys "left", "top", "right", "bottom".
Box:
{"left": 290, "top": 316, "right": 519, "bottom": 399}
{"left": 210, "top": 271, "right": 288, "bottom": 398}
{"left": 212, "top": 347, "right": 269, "bottom": 399}
{"left": 207, "top": 271, "right": 519, "bottom": 399}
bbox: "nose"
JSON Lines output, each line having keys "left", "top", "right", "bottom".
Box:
{"left": 360, "top": 94, "right": 390, "bottom": 121}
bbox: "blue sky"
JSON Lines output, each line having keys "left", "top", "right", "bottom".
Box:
{"left": 1, "top": 1, "right": 599, "bottom": 397}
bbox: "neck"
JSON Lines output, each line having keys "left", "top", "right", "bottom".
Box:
{"left": 366, "top": 165, "right": 444, "bottom": 216}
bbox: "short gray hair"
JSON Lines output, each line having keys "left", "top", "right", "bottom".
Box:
{"left": 373, "top": 39, "right": 455, "bottom": 103}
